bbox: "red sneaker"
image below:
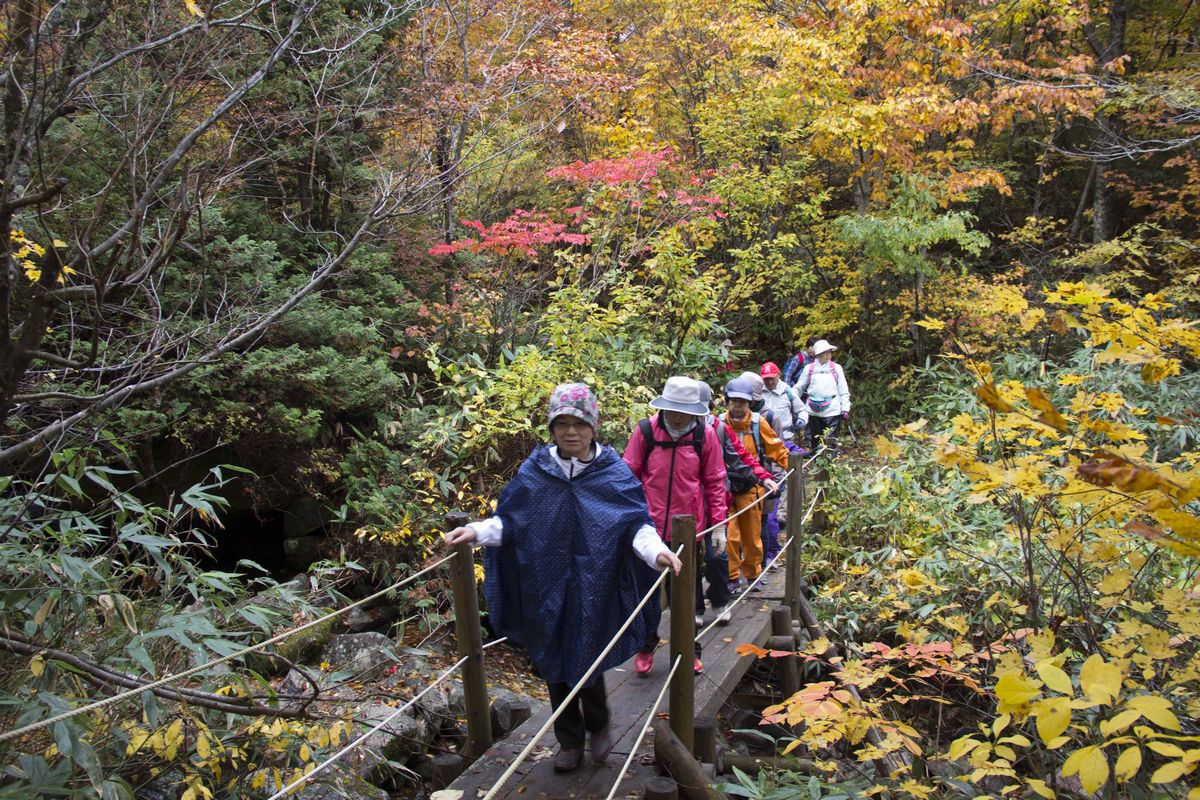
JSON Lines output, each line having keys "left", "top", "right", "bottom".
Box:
{"left": 635, "top": 652, "right": 654, "bottom": 675}
{"left": 693, "top": 657, "right": 705, "bottom": 675}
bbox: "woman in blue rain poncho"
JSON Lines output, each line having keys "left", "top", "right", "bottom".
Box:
{"left": 444, "top": 383, "right": 682, "bottom": 773}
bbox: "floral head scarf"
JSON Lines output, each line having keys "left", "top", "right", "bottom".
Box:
{"left": 548, "top": 382, "right": 599, "bottom": 431}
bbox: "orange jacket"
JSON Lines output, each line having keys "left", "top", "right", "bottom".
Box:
{"left": 721, "top": 412, "right": 789, "bottom": 475}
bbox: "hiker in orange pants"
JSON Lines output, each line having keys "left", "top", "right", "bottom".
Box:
{"left": 720, "top": 378, "right": 789, "bottom": 588}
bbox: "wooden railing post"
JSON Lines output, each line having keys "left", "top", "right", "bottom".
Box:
{"left": 668, "top": 514, "right": 697, "bottom": 751}
{"left": 445, "top": 511, "right": 493, "bottom": 758}
{"left": 783, "top": 466, "right": 804, "bottom": 619}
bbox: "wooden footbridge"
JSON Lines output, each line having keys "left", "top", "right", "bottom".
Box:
{"left": 439, "top": 466, "right": 826, "bottom": 800}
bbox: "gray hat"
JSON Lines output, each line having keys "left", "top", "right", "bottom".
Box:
{"left": 649, "top": 376, "right": 709, "bottom": 416}
{"left": 739, "top": 371, "right": 765, "bottom": 401}
{"left": 724, "top": 378, "right": 755, "bottom": 401}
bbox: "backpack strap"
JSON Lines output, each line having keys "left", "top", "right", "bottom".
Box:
{"left": 640, "top": 417, "right": 705, "bottom": 474}
{"left": 750, "top": 412, "right": 763, "bottom": 457}
{"left": 638, "top": 418, "right": 656, "bottom": 475}
{"left": 784, "top": 385, "right": 801, "bottom": 422}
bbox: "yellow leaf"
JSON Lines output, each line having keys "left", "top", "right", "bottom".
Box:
{"left": 977, "top": 382, "right": 1014, "bottom": 413}
{"left": 1100, "top": 709, "right": 1141, "bottom": 737}
{"left": 1036, "top": 661, "right": 1074, "bottom": 696}
{"left": 1025, "top": 778, "right": 1056, "bottom": 798}
{"left": 1080, "top": 654, "right": 1122, "bottom": 706}
{"left": 1033, "top": 697, "right": 1071, "bottom": 745}
{"left": 915, "top": 317, "right": 945, "bottom": 331}
{"left": 1062, "top": 745, "right": 1109, "bottom": 794}
{"left": 30, "top": 653, "right": 45, "bottom": 677}
{"left": 1125, "top": 695, "right": 1181, "bottom": 731}
{"left": 34, "top": 595, "right": 57, "bottom": 626}
{"left": 1098, "top": 570, "right": 1133, "bottom": 595}
{"left": 1147, "top": 741, "right": 1185, "bottom": 758}
{"left": 994, "top": 745, "right": 1017, "bottom": 761}
{"left": 185, "top": 0, "right": 205, "bottom": 17}
{"left": 1025, "top": 387, "right": 1069, "bottom": 431}
{"left": 1150, "top": 761, "right": 1188, "bottom": 783}
{"left": 995, "top": 671, "right": 1041, "bottom": 713}
{"left": 947, "top": 735, "right": 981, "bottom": 761}
{"left": 1114, "top": 746, "right": 1142, "bottom": 782}
{"left": 992, "top": 714, "right": 1011, "bottom": 737}
{"left": 873, "top": 435, "right": 901, "bottom": 459}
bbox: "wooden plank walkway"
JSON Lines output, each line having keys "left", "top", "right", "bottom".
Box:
{"left": 448, "top": 567, "right": 785, "bottom": 799}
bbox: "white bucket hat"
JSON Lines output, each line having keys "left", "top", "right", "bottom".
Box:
{"left": 649, "top": 376, "right": 709, "bottom": 416}
{"left": 812, "top": 339, "right": 837, "bottom": 356}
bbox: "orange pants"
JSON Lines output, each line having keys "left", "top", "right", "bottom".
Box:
{"left": 727, "top": 487, "right": 764, "bottom": 582}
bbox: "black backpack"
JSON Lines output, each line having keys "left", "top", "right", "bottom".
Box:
{"left": 638, "top": 417, "right": 704, "bottom": 474}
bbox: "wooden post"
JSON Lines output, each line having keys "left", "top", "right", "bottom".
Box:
{"left": 783, "top": 467, "right": 804, "bottom": 618}
{"left": 446, "top": 511, "right": 493, "bottom": 758}
{"left": 693, "top": 717, "right": 717, "bottom": 764}
{"left": 669, "top": 514, "right": 697, "bottom": 751}
{"left": 645, "top": 776, "right": 680, "bottom": 800}
{"left": 652, "top": 719, "right": 724, "bottom": 800}
{"left": 770, "top": 606, "right": 792, "bottom": 638}
{"left": 769, "top": 635, "right": 801, "bottom": 701}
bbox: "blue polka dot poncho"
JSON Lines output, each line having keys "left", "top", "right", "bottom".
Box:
{"left": 483, "top": 443, "right": 655, "bottom": 687}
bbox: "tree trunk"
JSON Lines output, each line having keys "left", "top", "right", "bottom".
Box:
{"left": 1090, "top": 0, "right": 1129, "bottom": 243}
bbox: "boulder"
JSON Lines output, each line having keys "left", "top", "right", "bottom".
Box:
{"left": 291, "top": 768, "right": 390, "bottom": 800}
{"left": 284, "top": 498, "right": 326, "bottom": 538}
{"left": 339, "top": 603, "right": 401, "bottom": 634}
{"left": 359, "top": 702, "right": 436, "bottom": 763}
{"left": 414, "top": 681, "right": 466, "bottom": 728}
{"left": 240, "top": 575, "right": 335, "bottom": 676}
{"left": 319, "top": 632, "right": 397, "bottom": 681}
{"left": 282, "top": 535, "right": 323, "bottom": 571}
{"left": 244, "top": 609, "right": 335, "bottom": 677}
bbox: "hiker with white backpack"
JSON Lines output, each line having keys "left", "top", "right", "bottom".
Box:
{"left": 793, "top": 339, "right": 851, "bottom": 452}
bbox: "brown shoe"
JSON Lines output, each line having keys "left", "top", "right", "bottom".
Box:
{"left": 553, "top": 747, "right": 584, "bottom": 772}
{"left": 590, "top": 725, "right": 614, "bottom": 764}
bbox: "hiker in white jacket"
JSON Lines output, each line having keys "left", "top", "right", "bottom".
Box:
{"left": 793, "top": 339, "right": 850, "bottom": 452}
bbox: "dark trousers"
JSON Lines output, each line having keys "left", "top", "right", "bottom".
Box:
{"left": 642, "top": 534, "right": 726, "bottom": 656}
{"left": 546, "top": 676, "right": 609, "bottom": 749}
{"left": 809, "top": 415, "right": 842, "bottom": 452}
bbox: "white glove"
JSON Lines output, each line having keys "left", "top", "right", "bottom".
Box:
{"left": 712, "top": 524, "right": 727, "bottom": 552}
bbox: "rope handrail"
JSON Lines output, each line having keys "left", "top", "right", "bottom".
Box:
{"left": 0, "top": 552, "right": 459, "bottom": 744}
{"left": 693, "top": 466, "right": 794, "bottom": 541}
{"left": 804, "top": 444, "right": 828, "bottom": 469}
{"left": 267, "top": 653, "right": 469, "bottom": 798}
{"left": 480, "top": 541, "right": 685, "bottom": 800}
{"left": 603, "top": 653, "right": 683, "bottom": 800}
{"left": 265, "top": 636, "right": 510, "bottom": 799}
{"left": 695, "top": 487, "right": 823, "bottom": 643}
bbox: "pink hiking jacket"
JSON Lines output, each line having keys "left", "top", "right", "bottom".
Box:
{"left": 623, "top": 414, "right": 728, "bottom": 541}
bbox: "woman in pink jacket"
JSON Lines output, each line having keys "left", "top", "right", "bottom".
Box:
{"left": 623, "top": 376, "right": 728, "bottom": 675}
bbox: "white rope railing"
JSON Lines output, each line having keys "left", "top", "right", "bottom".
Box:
{"left": 266, "top": 654, "right": 469, "bottom": 799}
{"left": 695, "top": 487, "right": 823, "bottom": 643}
{"left": 479, "top": 541, "right": 685, "bottom": 800}
{"left": 0, "top": 552, "right": 459, "bottom": 743}
{"left": 602, "top": 653, "right": 683, "bottom": 800}
{"left": 693, "top": 466, "right": 794, "bottom": 540}
{"left": 266, "top": 636, "right": 510, "bottom": 799}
